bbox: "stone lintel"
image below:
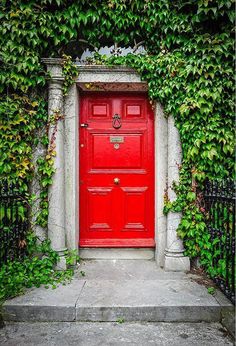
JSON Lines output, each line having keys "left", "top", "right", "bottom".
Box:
{"left": 76, "top": 64, "right": 137, "bottom": 73}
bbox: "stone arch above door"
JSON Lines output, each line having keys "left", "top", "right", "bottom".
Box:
{"left": 42, "top": 58, "right": 190, "bottom": 271}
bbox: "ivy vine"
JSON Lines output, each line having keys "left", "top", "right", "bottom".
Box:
{"left": 0, "top": 232, "right": 78, "bottom": 301}
{"left": 36, "top": 55, "right": 78, "bottom": 228}
{"left": 61, "top": 53, "right": 78, "bottom": 95}
{"left": 0, "top": 1, "right": 234, "bottom": 283}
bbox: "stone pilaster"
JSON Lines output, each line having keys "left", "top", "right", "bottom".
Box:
{"left": 44, "top": 59, "right": 67, "bottom": 270}
{"left": 164, "top": 116, "right": 190, "bottom": 272}
{"left": 155, "top": 103, "right": 168, "bottom": 268}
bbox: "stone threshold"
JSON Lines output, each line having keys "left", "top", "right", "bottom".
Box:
{"left": 79, "top": 248, "right": 155, "bottom": 260}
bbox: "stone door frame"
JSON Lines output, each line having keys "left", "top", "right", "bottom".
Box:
{"left": 43, "top": 58, "right": 190, "bottom": 271}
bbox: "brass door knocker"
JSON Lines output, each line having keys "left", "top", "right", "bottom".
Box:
{"left": 112, "top": 114, "right": 122, "bottom": 129}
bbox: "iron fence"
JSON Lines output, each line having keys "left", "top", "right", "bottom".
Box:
{"left": 0, "top": 181, "right": 29, "bottom": 265}
{"left": 203, "top": 179, "right": 235, "bottom": 304}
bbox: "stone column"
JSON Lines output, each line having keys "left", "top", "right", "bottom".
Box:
{"left": 64, "top": 84, "right": 79, "bottom": 251}
{"left": 155, "top": 103, "right": 168, "bottom": 268}
{"left": 45, "top": 60, "right": 67, "bottom": 270}
{"left": 164, "top": 116, "right": 190, "bottom": 272}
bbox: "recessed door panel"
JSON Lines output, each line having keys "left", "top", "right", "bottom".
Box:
{"left": 87, "top": 187, "right": 113, "bottom": 232}
{"left": 88, "top": 98, "right": 111, "bottom": 119}
{"left": 121, "top": 187, "right": 147, "bottom": 232}
{"left": 90, "top": 133, "right": 144, "bottom": 169}
{"left": 123, "top": 100, "right": 145, "bottom": 119}
{"left": 79, "top": 93, "right": 154, "bottom": 247}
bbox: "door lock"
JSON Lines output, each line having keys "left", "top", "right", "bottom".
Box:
{"left": 80, "top": 123, "right": 88, "bottom": 128}
{"left": 114, "top": 177, "right": 120, "bottom": 185}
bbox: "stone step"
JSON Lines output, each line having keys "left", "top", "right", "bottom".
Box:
{"left": 2, "top": 260, "right": 234, "bottom": 335}
{"left": 3, "top": 278, "right": 233, "bottom": 323}
{"left": 79, "top": 248, "right": 155, "bottom": 260}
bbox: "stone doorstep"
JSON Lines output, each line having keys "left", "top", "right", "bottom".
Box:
{"left": 4, "top": 305, "right": 229, "bottom": 323}
{"left": 79, "top": 248, "right": 155, "bottom": 260}
{"left": 3, "top": 278, "right": 234, "bottom": 324}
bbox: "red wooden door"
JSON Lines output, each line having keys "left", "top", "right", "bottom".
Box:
{"left": 79, "top": 92, "right": 154, "bottom": 247}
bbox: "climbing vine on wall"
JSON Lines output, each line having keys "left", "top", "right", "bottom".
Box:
{"left": 0, "top": 1, "right": 235, "bottom": 279}
{"left": 35, "top": 55, "right": 78, "bottom": 227}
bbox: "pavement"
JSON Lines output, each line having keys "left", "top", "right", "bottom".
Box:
{"left": 0, "top": 321, "right": 234, "bottom": 346}
{"left": 3, "top": 260, "right": 233, "bottom": 324}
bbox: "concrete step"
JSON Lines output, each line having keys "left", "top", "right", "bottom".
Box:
{"left": 75, "top": 279, "right": 232, "bottom": 323}
{"left": 2, "top": 260, "right": 234, "bottom": 326}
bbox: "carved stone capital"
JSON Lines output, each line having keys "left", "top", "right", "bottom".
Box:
{"left": 42, "top": 58, "right": 64, "bottom": 82}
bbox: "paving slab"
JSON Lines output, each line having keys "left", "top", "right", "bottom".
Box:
{"left": 76, "top": 279, "right": 224, "bottom": 322}
{"left": 0, "top": 322, "right": 234, "bottom": 346}
{"left": 76, "top": 259, "right": 187, "bottom": 280}
{"left": 3, "top": 279, "right": 85, "bottom": 322}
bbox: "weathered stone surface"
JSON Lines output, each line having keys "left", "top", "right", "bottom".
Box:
{"left": 2, "top": 260, "right": 233, "bottom": 324}
{"left": 0, "top": 322, "right": 234, "bottom": 346}
{"left": 164, "top": 255, "right": 190, "bottom": 272}
{"left": 75, "top": 278, "right": 223, "bottom": 322}
{"left": 76, "top": 259, "right": 187, "bottom": 281}
{"left": 221, "top": 310, "right": 235, "bottom": 338}
{"left": 79, "top": 248, "right": 155, "bottom": 260}
{"left": 47, "top": 79, "right": 67, "bottom": 260}
{"left": 155, "top": 103, "right": 168, "bottom": 268}
{"left": 76, "top": 306, "right": 223, "bottom": 323}
{"left": 77, "top": 65, "right": 141, "bottom": 83}
{"left": 64, "top": 83, "right": 79, "bottom": 251}
{"left": 164, "top": 115, "right": 190, "bottom": 271}
{"left": 3, "top": 279, "right": 85, "bottom": 322}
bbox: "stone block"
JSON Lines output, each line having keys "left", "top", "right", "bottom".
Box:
{"left": 164, "top": 255, "right": 190, "bottom": 272}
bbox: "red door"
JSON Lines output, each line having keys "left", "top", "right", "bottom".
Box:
{"left": 79, "top": 92, "right": 154, "bottom": 247}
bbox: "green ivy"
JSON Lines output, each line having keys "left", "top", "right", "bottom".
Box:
{"left": 62, "top": 54, "right": 79, "bottom": 95}
{"left": 0, "top": 232, "right": 78, "bottom": 301}
{"left": 0, "top": 1, "right": 234, "bottom": 284}
{"left": 106, "top": 48, "right": 234, "bottom": 270}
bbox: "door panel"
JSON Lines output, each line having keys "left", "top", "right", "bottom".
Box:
{"left": 90, "top": 132, "right": 144, "bottom": 169}
{"left": 79, "top": 92, "right": 154, "bottom": 247}
{"left": 121, "top": 187, "right": 147, "bottom": 231}
{"left": 123, "top": 100, "right": 145, "bottom": 119}
{"left": 87, "top": 187, "right": 113, "bottom": 232}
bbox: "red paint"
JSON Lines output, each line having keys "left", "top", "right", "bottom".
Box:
{"left": 79, "top": 93, "right": 154, "bottom": 247}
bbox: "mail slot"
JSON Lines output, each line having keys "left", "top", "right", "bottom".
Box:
{"left": 110, "top": 136, "right": 124, "bottom": 143}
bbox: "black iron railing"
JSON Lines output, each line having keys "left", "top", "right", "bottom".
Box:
{"left": 203, "top": 179, "right": 235, "bottom": 304}
{"left": 0, "top": 181, "right": 29, "bottom": 265}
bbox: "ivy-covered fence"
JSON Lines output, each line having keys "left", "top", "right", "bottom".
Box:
{"left": 203, "top": 179, "right": 235, "bottom": 304}
{"left": 0, "top": 181, "right": 28, "bottom": 265}
{"left": 0, "top": 180, "right": 76, "bottom": 301}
